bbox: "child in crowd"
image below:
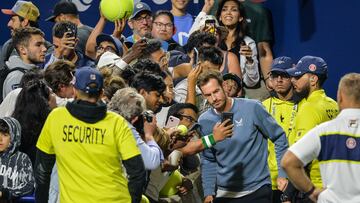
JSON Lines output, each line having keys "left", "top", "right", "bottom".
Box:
{"left": 0, "top": 117, "right": 34, "bottom": 202}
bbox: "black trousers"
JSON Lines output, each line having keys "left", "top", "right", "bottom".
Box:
{"left": 214, "top": 184, "right": 272, "bottom": 203}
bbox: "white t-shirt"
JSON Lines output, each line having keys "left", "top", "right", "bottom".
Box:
{"left": 289, "top": 109, "right": 360, "bottom": 203}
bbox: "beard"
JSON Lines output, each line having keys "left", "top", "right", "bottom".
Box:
{"left": 28, "top": 53, "right": 44, "bottom": 64}
{"left": 293, "top": 84, "right": 310, "bottom": 102}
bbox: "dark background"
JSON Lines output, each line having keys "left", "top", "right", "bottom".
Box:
{"left": 1, "top": 0, "right": 359, "bottom": 99}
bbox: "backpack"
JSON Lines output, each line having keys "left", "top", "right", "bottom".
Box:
{"left": 0, "top": 66, "right": 27, "bottom": 103}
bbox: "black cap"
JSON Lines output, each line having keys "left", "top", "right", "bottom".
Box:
{"left": 46, "top": 0, "right": 78, "bottom": 22}
{"left": 223, "top": 73, "right": 242, "bottom": 88}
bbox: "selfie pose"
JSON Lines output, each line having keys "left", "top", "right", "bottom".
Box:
{"left": 44, "top": 21, "right": 94, "bottom": 69}
{"left": 197, "top": 70, "right": 288, "bottom": 203}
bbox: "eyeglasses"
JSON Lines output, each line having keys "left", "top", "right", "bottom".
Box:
{"left": 159, "top": 52, "right": 171, "bottom": 66}
{"left": 95, "top": 45, "right": 116, "bottom": 53}
{"left": 178, "top": 114, "right": 197, "bottom": 123}
{"left": 134, "top": 15, "right": 152, "bottom": 23}
{"left": 153, "top": 22, "right": 173, "bottom": 29}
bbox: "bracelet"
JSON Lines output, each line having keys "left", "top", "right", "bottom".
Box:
{"left": 201, "top": 134, "right": 216, "bottom": 149}
{"left": 304, "top": 185, "right": 315, "bottom": 198}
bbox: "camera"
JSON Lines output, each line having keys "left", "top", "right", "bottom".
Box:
{"left": 143, "top": 110, "right": 153, "bottom": 123}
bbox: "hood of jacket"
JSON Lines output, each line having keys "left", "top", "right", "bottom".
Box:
{"left": 0, "top": 117, "right": 21, "bottom": 158}
{"left": 5, "top": 55, "right": 38, "bottom": 70}
{"left": 66, "top": 100, "right": 107, "bottom": 123}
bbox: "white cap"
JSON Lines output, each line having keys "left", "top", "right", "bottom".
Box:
{"left": 97, "top": 51, "right": 128, "bottom": 70}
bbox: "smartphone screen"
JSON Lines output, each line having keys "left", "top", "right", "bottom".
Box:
{"left": 221, "top": 112, "right": 233, "bottom": 126}
{"left": 205, "top": 19, "right": 216, "bottom": 34}
{"left": 66, "top": 24, "right": 77, "bottom": 38}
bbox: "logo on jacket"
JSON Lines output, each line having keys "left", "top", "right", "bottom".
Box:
{"left": 235, "top": 118, "right": 243, "bottom": 127}
{"left": 346, "top": 137, "right": 356, "bottom": 149}
{"left": 72, "top": 0, "right": 93, "bottom": 12}
{"left": 349, "top": 119, "right": 358, "bottom": 128}
{"left": 0, "top": 165, "right": 19, "bottom": 181}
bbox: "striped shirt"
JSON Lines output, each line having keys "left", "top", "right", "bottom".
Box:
{"left": 289, "top": 109, "right": 360, "bottom": 203}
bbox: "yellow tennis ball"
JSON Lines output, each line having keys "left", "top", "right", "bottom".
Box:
{"left": 100, "top": 0, "right": 134, "bottom": 22}
{"left": 123, "top": 0, "right": 134, "bottom": 19}
{"left": 177, "top": 124, "right": 188, "bottom": 136}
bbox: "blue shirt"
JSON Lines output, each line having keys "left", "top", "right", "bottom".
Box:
{"left": 44, "top": 51, "right": 94, "bottom": 69}
{"left": 199, "top": 98, "right": 288, "bottom": 196}
{"left": 128, "top": 123, "right": 164, "bottom": 170}
{"left": 173, "top": 13, "right": 194, "bottom": 46}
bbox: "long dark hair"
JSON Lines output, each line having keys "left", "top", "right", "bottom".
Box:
{"left": 216, "top": 0, "right": 248, "bottom": 50}
{"left": 12, "top": 79, "right": 52, "bottom": 163}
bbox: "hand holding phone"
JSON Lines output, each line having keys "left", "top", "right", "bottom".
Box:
{"left": 212, "top": 112, "right": 234, "bottom": 140}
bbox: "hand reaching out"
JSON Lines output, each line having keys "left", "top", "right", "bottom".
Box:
{"left": 112, "top": 18, "right": 126, "bottom": 39}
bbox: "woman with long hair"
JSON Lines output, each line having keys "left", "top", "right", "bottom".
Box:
{"left": 216, "top": 0, "right": 260, "bottom": 88}
{"left": 12, "top": 79, "right": 56, "bottom": 165}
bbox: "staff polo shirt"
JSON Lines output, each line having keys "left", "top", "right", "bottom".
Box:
{"left": 290, "top": 89, "right": 338, "bottom": 188}
{"left": 289, "top": 109, "right": 360, "bottom": 203}
{"left": 263, "top": 97, "right": 296, "bottom": 189}
{"left": 37, "top": 107, "right": 140, "bottom": 203}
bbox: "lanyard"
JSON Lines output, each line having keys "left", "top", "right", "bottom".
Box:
{"left": 269, "top": 97, "right": 298, "bottom": 138}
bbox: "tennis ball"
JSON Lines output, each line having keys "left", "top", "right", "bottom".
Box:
{"left": 122, "top": 0, "right": 134, "bottom": 19}
{"left": 177, "top": 124, "right": 188, "bottom": 136}
{"left": 100, "top": 0, "right": 134, "bottom": 22}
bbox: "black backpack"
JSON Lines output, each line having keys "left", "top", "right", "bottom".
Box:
{"left": 0, "top": 65, "right": 27, "bottom": 102}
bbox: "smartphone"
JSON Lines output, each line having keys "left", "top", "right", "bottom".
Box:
{"left": 192, "top": 47, "right": 199, "bottom": 68}
{"left": 188, "top": 123, "right": 204, "bottom": 138}
{"left": 166, "top": 116, "right": 180, "bottom": 128}
{"left": 221, "top": 112, "right": 234, "bottom": 126}
{"left": 205, "top": 19, "right": 216, "bottom": 34}
{"left": 65, "top": 23, "right": 77, "bottom": 38}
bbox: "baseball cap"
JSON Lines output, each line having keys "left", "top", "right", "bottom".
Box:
{"left": 223, "top": 73, "right": 242, "bottom": 88}
{"left": 96, "top": 34, "right": 123, "bottom": 57}
{"left": 129, "top": 2, "right": 151, "bottom": 20}
{"left": 287, "top": 55, "right": 328, "bottom": 77}
{"left": 74, "top": 66, "right": 103, "bottom": 94}
{"left": 45, "top": 0, "right": 78, "bottom": 22}
{"left": 271, "top": 56, "right": 294, "bottom": 73}
{"left": 97, "top": 51, "right": 127, "bottom": 70}
{"left": 1, "top": 1, "right": 40, "bottom": 22}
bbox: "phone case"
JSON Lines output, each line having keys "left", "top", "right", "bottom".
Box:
{"left": 166, "top": 116, "right": 180, "bottom": 128}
